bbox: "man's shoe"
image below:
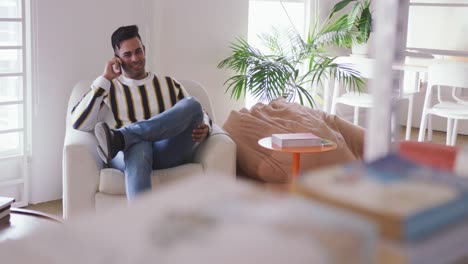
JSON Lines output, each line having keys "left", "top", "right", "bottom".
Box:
{"left": 94, "top": 122, "right": 119, "bottom": 164}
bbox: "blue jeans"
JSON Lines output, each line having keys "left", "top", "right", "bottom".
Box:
{"left": 109, "top": 96, "right": 203, "bottom": 199}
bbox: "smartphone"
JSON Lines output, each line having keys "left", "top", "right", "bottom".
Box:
{"left": 112, "top": 55, "right": 122, "bottom": 74}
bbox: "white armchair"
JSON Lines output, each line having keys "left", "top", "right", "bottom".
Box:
{"left": 63, "top": 80, "right": 237, "bottom": 219}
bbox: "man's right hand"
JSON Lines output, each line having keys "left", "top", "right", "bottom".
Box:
{"left": 102, "top": 57, "right": 122, "bottom": 81}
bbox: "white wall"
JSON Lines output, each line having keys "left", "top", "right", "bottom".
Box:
{"left": 29, "top": 0, "right": 249, "bottom": 203}
{"left": 407, "top": 5, "right": 468, "bottom": 52}
{"left": 153, "top": 0, "right": 248, "bottom": 123}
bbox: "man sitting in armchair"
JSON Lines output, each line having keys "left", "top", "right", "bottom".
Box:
{"left": 71, "top": 25, "right": 212, "bottom": 200}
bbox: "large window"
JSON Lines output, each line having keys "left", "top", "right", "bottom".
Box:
{"left": 246, "top": 0, "right": 309, "bottom": 108}
{"left": 0, "top": 0, "right": 29, "bottom": 207}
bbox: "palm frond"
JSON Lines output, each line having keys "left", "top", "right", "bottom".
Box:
{"left": 258, "top": 30, "right": 284, "bottom": 55}
{"left": 357, "top": 6, "right": 372, "bottom": 42}
{"left": 218, "top": 23, "right": 366, "bottom": 107}
{"left": 348, "top": 2, "right": 362, "bottom": 26}
{"left": 325, "top": 0, "right": 373, "bottom": 47}
{"left": 328, "top": 0, "right": 357, "bottom": 19}
{"left": 259, "top": 27, "right": 306, "bottom": 62}
{"left": 332, "top": 62, "right": 365, "bottom": 92}
{"left": 295, "top": 84, "right": 316, "bottom": 107}
{"left": 314, "top": 14, "right": 356, "bottom": 48}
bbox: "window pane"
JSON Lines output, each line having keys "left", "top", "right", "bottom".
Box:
{"left": 0, "top": 49, "right": 22, "bottom": 73}
{"left": 246, "top": 0, "right": 306, "bottom": 108}
{"left": 248, "top": 1, "right": 305, "bottom": 46}
{"left": 0, "top": 104, "right": 23, "bottom": 130}
{"left": 0, "top": 0, "right": 21, "bottom": 18}
{"left": 0, "top": 21, "right": 22, "bottom": 46}
{"left": 0, "top": 131, "right": 21, "bottom": 155}
{"left": 407, "top": 5, "right": 468, "bottom": 52}
{"left": 0, "top": 76, "right": 22, "bottom": 102}
{"left": 0, "top": 156, "right": 23, "bottom": 181}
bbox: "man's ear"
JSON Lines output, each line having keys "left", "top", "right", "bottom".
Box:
{"left": 143, "top": 45, "right": 146, "bottom": 53}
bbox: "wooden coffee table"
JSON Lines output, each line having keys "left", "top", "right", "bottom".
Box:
{"left": 258, "top": 136, "right": 337, "bottom": 178}
{"left": 0, "top": 208, "right": 62, "bottom": 242}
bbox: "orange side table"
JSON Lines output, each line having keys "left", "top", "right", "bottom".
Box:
{"left": 258, "top": 137, "right": 337, "bottom": 178}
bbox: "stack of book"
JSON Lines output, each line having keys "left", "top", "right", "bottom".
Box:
{"left": 0, "top": 197, "right": 15, "bottom": 223}
{"left": 271, "top": 133, "right": 328, "bottom": 147}
{"left": 295, "top": 154, "right": 468, "bottom": 263}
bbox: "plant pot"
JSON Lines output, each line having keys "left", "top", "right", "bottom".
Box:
{"left": 351, "top": 33, "right": 373, "bottom": 57}
{"left": 351, "top": 42, "right": 369, "bottom": 57}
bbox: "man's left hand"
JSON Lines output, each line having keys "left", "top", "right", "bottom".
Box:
{"left": 192, "top": 124, "right": 209, "bottom": 142}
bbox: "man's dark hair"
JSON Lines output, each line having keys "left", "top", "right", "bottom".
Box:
{"left": 111, "top": 25, "right": 142, "bottom": 51}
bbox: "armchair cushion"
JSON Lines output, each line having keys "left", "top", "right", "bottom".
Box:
{"left": 99, "top": 164, "right": 204, "bottom": 195}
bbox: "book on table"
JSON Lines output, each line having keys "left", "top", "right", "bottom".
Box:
{"left": 295, "top": 154, "right": 468, "bottom": 241}
{"left": 0, "top": 197, "right": 14, "bottom": 220}
{"left": 271, "top": 132, "right": 325, "bottom": 147}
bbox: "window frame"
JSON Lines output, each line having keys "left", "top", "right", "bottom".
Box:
{"left": 0, "top": 0, "right": 30, "bottom": 207}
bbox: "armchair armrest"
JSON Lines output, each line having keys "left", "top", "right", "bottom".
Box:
{"left": 62, "top": 123, "right": 102, "bottom": 219}
{"left": 193, "top": 124, "right": 236, "bottom": 178}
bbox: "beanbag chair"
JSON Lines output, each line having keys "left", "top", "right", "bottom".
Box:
{"left": 223, "top": 99, "right": 364, "bottom": 182}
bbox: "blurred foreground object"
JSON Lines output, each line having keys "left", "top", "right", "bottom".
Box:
{"left": 297, "top": 150, "right": 468, "bottom": 263}
{"left": 0, "top": 175, "right": 377, "bottom": 264}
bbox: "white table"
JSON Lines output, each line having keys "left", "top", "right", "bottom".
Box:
{"left": 323, "top": 55, "right": 433, "bottom": 140}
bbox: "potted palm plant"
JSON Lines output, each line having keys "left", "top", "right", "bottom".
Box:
{"left": 327, "top": 0, "right": 372, "bottom": 55}
{"left": 218, "top": 26, "right": 364, "bottom": 107}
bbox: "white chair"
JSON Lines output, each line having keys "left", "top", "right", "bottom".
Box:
{"left": 418, "top": 61, "right": 468, "bottom": 146}
{"left": 330, "top": 56, "right": 373, "bottom": 127}
{"left": 63, "top": 80, "right": 237, "bottom": 219}
{"left": 330, "top": 56, "right": 417, "bottom": 140}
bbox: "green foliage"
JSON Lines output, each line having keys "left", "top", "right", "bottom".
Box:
{"left": 218, "top": 27, "right": 364, "bottom": 107}
{"left": 327, "top": 0, "right": 373, "bottom": 47}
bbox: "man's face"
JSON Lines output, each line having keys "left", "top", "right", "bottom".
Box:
{"left": 115, "top": 37, "right": 146, "bottom": 80}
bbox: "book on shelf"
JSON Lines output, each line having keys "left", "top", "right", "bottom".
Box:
{"left": 271, "top": 133, "right": 325, "bottom": 147}
{"left": 295, "top": 154, "right": 468, "bottom": 241}
{"left": 0, "top": 208, "right": 11, "bottom": 221}
{"left": 0, "top": 197, "right": 14, "bottom": 220}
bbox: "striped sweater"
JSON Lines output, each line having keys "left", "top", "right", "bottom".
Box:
{"left": 71, "top": 73, "right": 210, "bottom": 132}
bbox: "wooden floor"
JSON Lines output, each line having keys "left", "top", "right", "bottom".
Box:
{"left": 25, "top": 199, "right": 62, "bottom": 218}
{"left": 24, "top": 127, "right": 468, "bottom": 219}
{"left": 402, "top": 126, "right": 468, "bottom": 146}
